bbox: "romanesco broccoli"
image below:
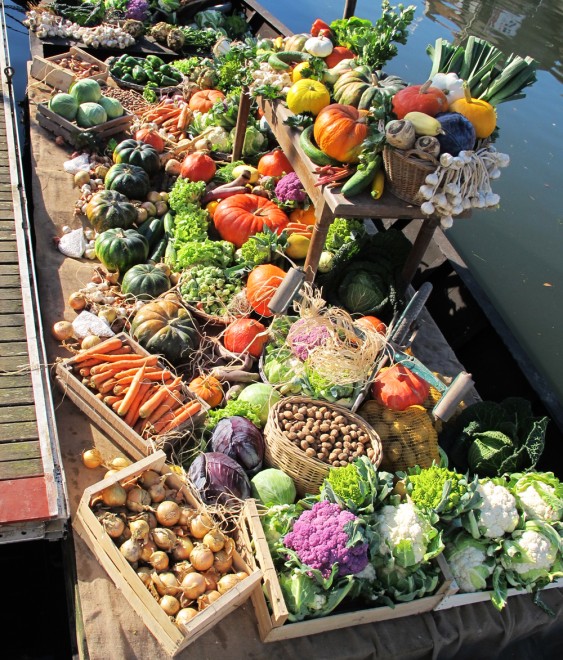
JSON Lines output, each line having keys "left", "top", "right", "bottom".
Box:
{"left": 324, "top": 217, "right": 364, "bottom": 252}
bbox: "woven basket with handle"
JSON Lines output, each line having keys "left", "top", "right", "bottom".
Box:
{"left": 383, "top": 146, "right": 439, "bottom": 205}
{"left": 264, "top": 396, "right": 383, "bottom": 497}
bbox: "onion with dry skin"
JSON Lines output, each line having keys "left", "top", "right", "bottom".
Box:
{"left": 152, "top": 527, "right": 177, "bottom": 552}
{"left": 126, "top": 486, "right": 151, "bottom": 513}
{"left": 100, "top": 483, "right": 127, "bottom": 507}
{"left": 160, "top": 594, "right": 180, "bottom": 617}
{"left": 172, "top": 561, "right": 195, "bottom": 582}
{"left": 178, "top": 506, "right": 197, "bottom": 528}
{"left": 139, "top": 537, "right": 158, "bottom": 563}
{"left": 96, "top": 511, "right": 125, "bottom": 539}
{"left": 120, "top": 538, "right": 141, "bottom": 564}
{"left": 213, "top": 548, "right": 233, "bottom": 574}
{"left": 152, "top": 571, "right": 179, "bottom": 596}
{"left": 172, "top": 536, "right": 194, "bottom": 562}
{"left": 52, "top": 321, "right": 74, "bottom": 341}
{"left": 147, "top": 480, "right": 167, "bottom": 503}
{"left": 108, "top": 456, "right": 132, "bottom": 470}
{"left": 69, "top": 292, "right": 87, "bottom": 310}
{"left": 181, "top": 572, "right": 206, "bottom": 600}
{"left": 82, "top": 448, "right": 103, "bottom": 469}
{"left": 198, "top": 590, "right": 221, "bottom": 610}
{"left": 149, "top": 550, "right": 169, "bottom": 572}
{"left": 81, "top": 335, "right": 102, "bottom": 350}
{"left": 190, "top": 513, "right": 214, "bottom": 539}
{"left": 155, "top": 500, "right": 181, "bottom": 527}
{"left": 202, "top": 529, "right": 225, "bottom": 553}
{"left": 176, "top": 607, "right": 198, "bottom": 630}
{"left": 139, "top": 470, "right": 161, "bottom": 488}
{"left": 189, "top": 544, "right": 214, "bottom": 572}
{"left": 129, "top": 518, "right": 150, "bottom": 543}
{"left": 217, "top": 573, "right": 243, "bottom": 594}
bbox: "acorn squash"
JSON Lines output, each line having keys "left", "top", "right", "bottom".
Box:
{"left": 94, "top": 228, "right": 149, "bottom": 274}
{"left": 120, "top": 263, "right": 171, "bottom": 300}
{"left": 85, "top": 190, "right": 137, "bottom": 233}
{"left": 105, "top": 163, "right": 150, "bottom": 200}
{"left": 113, "top": 139, "right": 161, "bottom": 176}
{"left": 130, "top": 299, "right": 200, "bottom": 365}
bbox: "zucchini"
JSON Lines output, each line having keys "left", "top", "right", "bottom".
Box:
{"left": 149, "top": 235, "right": 169, "bottom": 263}
{"left": 299, "top": 125, "right": 340, "bottom": 167}
{"left": 275, "top": 51, "right": 311, "bottom": 63}
{"left": 162, "top": 211, "right": 175, "bottom": 235}
{"left": 267, "top": 53, "right": 291, "bottom": 70}
{"left": 137, "top": 216, "right": 164, "bottom": 249}
{"left": 340, "top": 156, "right": 382, "bottom": 198}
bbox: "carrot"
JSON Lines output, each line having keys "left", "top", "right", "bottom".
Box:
{"left": 98, "top": 377, "right": 119, "bottom": 394}
{"left": 124, "top": 381, "right": 155, "bottom": 427}
{"left": 79, "top": 367, "right": 91, "bottom": 378}
{"left": 114, "top": 367, "right": 172, "bottom": 381}
{"left": 72, "top": 346, "right": 133, "bottom": 370}
{"left": 117, "top": 363, "right": 146, "bottom": 417}
{"left": 71, "top": 336, "right": 124, "bottom": 364}
{"left": 89, "top": 370, "right": 118, "bottom": 389}
{"left": 103, "top": 394, "right": 123, "bottom": 406}
{"left": 159, "top": 401, "right": 202, "bottom": 433}
{"left": 139, "top": 376, "right": 183, "bottom": 419}
{"left": 90, "top": 355, "right": 159, "bottom": 375}
{"left": 177, "top": 105, "right": 190, "bottom": 131}
{"left": 142, "top": 391, "right": 184, "bottom": 429}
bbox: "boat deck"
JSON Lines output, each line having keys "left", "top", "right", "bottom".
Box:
{"left": 0, "top": 7, "right": 67, "bottom": 542}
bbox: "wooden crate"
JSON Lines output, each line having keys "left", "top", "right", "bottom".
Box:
{"left": 55, "top": 333, "right": 208, "bottom": 461}
{"left": 36, "top": 101, "right": 133, "bottom": 148}
{"left": 434, "top": 577, "right": 563, "bottom": 610}
{"left": 30, "top": 46, "right": 108, "bottom": 92}
{"left": 73, "top": 450, "right": 262, "bottom": 657}
{"left": 239, "top": 498, "right": 457, "bottom": 642}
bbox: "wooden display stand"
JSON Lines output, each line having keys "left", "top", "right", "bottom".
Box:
{"left": 233, "top": 94, "right": 448, "bottom": 287}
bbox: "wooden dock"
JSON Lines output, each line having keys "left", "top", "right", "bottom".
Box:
{"left": 0, "top": 6, "right": 67, "bottom": 542}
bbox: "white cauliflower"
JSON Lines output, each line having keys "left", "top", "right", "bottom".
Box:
{"left": 510, "top": 472, "right": 563, "bottom": 522}
{"left": 518, "top": 484, "right": 559, "bottom": 522}
{"left": 376, "top": 502, "right": 439, "bottom": 568}
{"left": 445, "top": 532, "right": 495, "bottom": 592}
{"left": 505, "top": 530, "right": 556, "bottom": 576}
{"left": 475, "top": 480, "right": 519, "bottom": 538}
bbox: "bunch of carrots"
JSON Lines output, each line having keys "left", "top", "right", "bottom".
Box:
{"left": 140, "top": 100, "right": 192, "bottom": 142}
{"left": 284, "top": 222, "right": 314, "bottom": 240}
{"left": 70, "top": 336, "right": 201, "bottom": 437}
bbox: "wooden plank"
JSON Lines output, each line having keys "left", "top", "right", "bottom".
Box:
{"left": 0, "top": 420, "right": 39, "bottom": 442}
{"left": 0, "top": 326, "right": 27, "bottom": 342}
{"left": 0, "top": 273, "right": 20, "bottom": 288}
{"left": 0, "top": 287, "right": 25, "bottom": 300}
{"left": 0, "top": 405, "right": 36, "bottom": 423}
{"left": 0, "top": 390, "right": 35, "bottom": 406}
{"left": 0, "top": 439, "right": 40, "bottom": 461}
{"left": 0, "top": 341, "right": 29, "bottom": 357}
{"left": 0, "top": 376, "right": 34, "bottom": 392}
{"left": 0, "top": 459, "right": 43, "bottom": 479}
{"left": 0, "top": 313, "right": 24, "bottom": 327}
{"left": 0, "top": 297, "right": 23, "bottom": 314}
{"left": 0, "top": 264, "right": 20, "bottom": 276}
{"left": 0, "top": 355, "right": 30, "bottom": 371}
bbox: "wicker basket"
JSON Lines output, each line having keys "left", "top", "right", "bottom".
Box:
{"left": 264, "top": 396, "right": 383, "bottom": 496}
{"left": 383, "top": 146, "right": 439, "bottom": 205}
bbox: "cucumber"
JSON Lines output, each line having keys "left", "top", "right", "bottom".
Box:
{"left": 164, "top": 237, "right": 177, "bottom": 266}
{"left": 149, "top": 235, "right": 169, "bottom": 263}
{"left": 340, "top": 156, "right": 382, "bottom": 198}
{"left": 268, "top": 54, "right": 290, "bottom": 70}
{"left": 299, "top": 125, "right": 340, "bottom": 167}
{"left": 162, "top": 211, "right": 175, "bottom": 235}
{"left": 275, "top": 51, "right": 311, "bottom": 63}
{"left": 137, "top": 215, "right": 164, "bottom": 250}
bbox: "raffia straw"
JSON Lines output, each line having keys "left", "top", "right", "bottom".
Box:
{"left": 287, "top": 285, "right": 387, "bottom": 388}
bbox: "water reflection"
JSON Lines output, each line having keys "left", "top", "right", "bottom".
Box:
{"left": 425, "top": 0, "right": 563, "bottom": 81}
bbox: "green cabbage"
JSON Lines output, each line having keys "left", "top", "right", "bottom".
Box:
{"left": 251, "top": 468, "right": 296, "bottom": 507}
{"left": 76, "top": 103, "right": 107, "bottom": 128}
{"left": 237, "top": 383, "right": 281, "bottom": 425}
{"left": 48, "top": 93, "right": 78, "bottom": 121}
{"left": 229, "top": 125, "right": 267, "bottom": 157}
{"left": 69, "top": 78, "right": 102, "bottom": 104}
{"left": 98, "top": 96, "right": 124, "bottom": 119}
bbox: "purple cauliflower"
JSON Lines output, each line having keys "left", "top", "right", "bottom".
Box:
{"left": 287, "top": 318, "right": 330, "bottom": 361}
{"left": 283, "top": 500, "right": 369, "bottom": 578}
{"left": 126, "top": 0, "right": 149, "bottom": 21}
{"left": 275, "top": 172, "right": 307, "bottom": 203}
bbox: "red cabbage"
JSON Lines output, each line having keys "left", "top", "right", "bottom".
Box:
{"left": 188, "top": 452, "right": 251, "bottom": 505}
{"left": 435, "top": 112, "right": 476, "bottom": 156}
{"left": 210, "top": 416, "right": 265, "bottom": 476}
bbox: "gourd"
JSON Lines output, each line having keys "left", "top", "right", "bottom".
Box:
{"left": 257, "top": 149, "right": 294, "bottom": 177}
{"left": 180, "top": 151, "right": 216, "bottom": 182}
{"left": 333, "top": 69, "right": 408, "bottom": 109}
{"left": 435, "top": 112, "right": 477, "bottom": 156}
{"left": 94, "top": 228, "right": 149, "bottom": 274}
{"left": 372, "top": 364, "right": 430, "bottom": 411}
{"left": 391, "top": 81, "right": 449, "bottom": 119}
{"left": 286, "top": 79, "right": 330, "bottom": 116}
{"left": 85, "top": 190, "right": 137, "bottom": 232}
{"left": 313, "top": 104, "right": 369, "bottom": 163}
{"left": 120, "top": 263, "right": 171, "bottom": 300}
{"left": 449, "top": 85, "right": 496, "bottom": 139}
{"left": 213, "top": 194, "right": 289, "bottom": 248}
{"left": 76, "top": 102, "right": 107, "bottom": 128}
{"left": 283, "top": 33, "right": 309, "bottom": 52}
{"left": 188, "top": 89, "right": 226, "bottom": 113}
{"left": 113, "top": 139, "right": 161, "bottom": 176}
{"left": 304, "top": 35, "right": 333, "bottom": 58}
{"left": 130, "top": 299, "right": 200, "bottom": 365}
{"left": 135, "top": 127, "right": 165, "bottom": 153}
{"left": 289, "top": 205, "right": 316, "bottom": 225}
{"left": 105, "top": 163, "right": 150, "bottom": 200}
{"left": 188, "top": 375, "right": 223, "bottom": 408}
{"left": 245, "top": 264, "right": 286, "bottom": 317}
{"left": 223, "top": 318, "right": 268, "bottom": 357}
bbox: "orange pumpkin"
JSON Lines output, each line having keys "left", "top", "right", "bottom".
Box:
{"left": 391, "top": 81, "right": 449, "bottom": 119}
{"left": 134, "top": 127, "right": 165, "bottom": 153}
{"left": 371, "top": 364, "right": 430, "bottom": 411}
{"left": 289, "top": 205, "right": 316, "bottom": 225}
{"left": 180, "top": 151, "right": 216, "bottom": 182}
{"left": 313, "top": 104, "right": 369, "bottom": 163}
{"left": 324, "top": 46, "right": 355, "bottom": 69}
{"left": 223, "top": 318, "right": 268, "bottom": 357}
{"left": 188, "top": 89, "right": 226, "bottom": 113}
{"left": 356, "top": 315, "right": 387, "bottom": 334}
{"left": 245, "top": 264, "right": 286, "bottom": 317}
{"left": 257, "top": 149, "right": 294, "bottom": 177}
{"left": 213, "top": 194, "right": 289, "bottom": 248}
{"left": 188, "top": 375, "right": 223, "bottom": 408}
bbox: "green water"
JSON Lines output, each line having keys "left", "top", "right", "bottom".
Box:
{"left": 259, "top": 0, "right": 563, "bottom": 414}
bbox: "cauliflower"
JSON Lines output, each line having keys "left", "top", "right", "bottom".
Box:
{"left": 406, "top": 465, "right": 479, "bottom": 518}
{"left": 473, "top": 480, "right": 519, "bottom": 539}
{"left": 274, "top": 172, "right": 307, "bottom": 203}
{"left": 500, "top": 520, "right": 561, "bottom": 584}
{"left": 375, "top": 502, "right": 442, "bottom": 569}
{"left": 283, "top": 500, "right": 369, "bottom": 578}
{"left": 510, "top": 472, "right": 563, "bottom": 522}
{"left": 444, "top": 531, "right": 495, "bottom": 592}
